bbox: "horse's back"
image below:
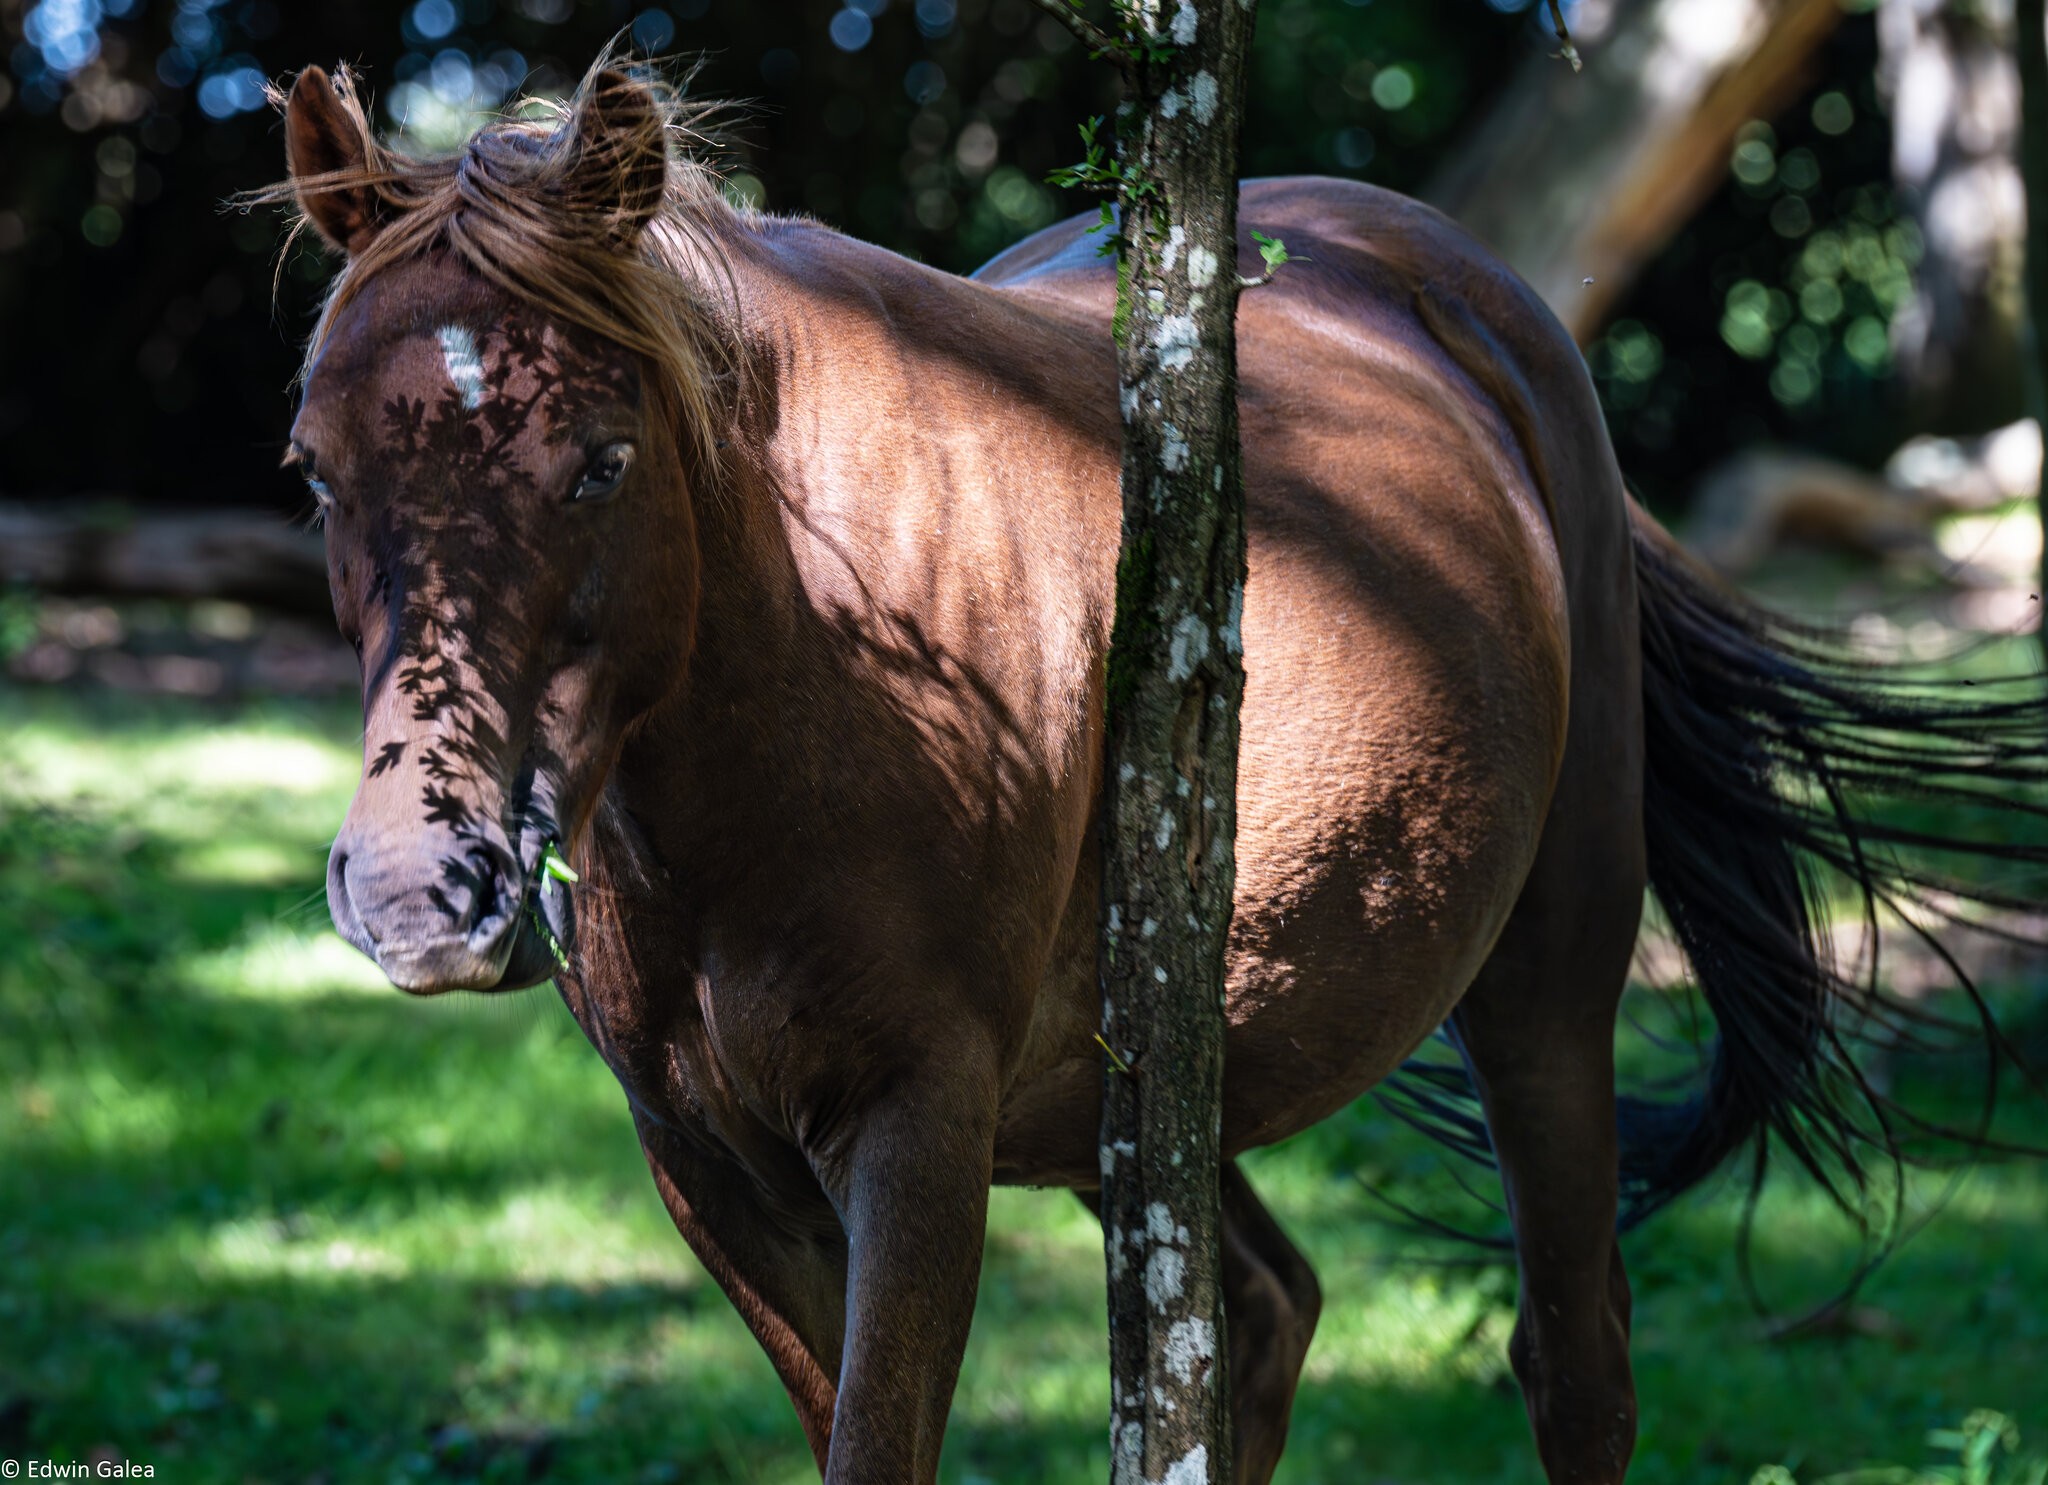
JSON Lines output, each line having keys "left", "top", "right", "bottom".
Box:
{"left": 976, "top": 180, "right": 1632, "bottom": 1169}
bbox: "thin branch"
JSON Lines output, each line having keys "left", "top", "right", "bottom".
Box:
{"left": 1025, "top": 0, "right": 1126, "bottom": 63}
{"left": 1546, "top": 0, "right": 1583, "bottom": 71}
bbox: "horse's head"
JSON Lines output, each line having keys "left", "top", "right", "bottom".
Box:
{"left": 280, "top": 62, "right": 728, "bottom": 992}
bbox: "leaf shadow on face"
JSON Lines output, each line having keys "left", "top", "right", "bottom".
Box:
{"left": 344, "top": 309, "right": 640, "bottom": 932}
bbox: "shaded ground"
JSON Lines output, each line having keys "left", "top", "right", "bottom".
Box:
{"left": 2, "top": 672, "right": 2045, "bottom": 1484}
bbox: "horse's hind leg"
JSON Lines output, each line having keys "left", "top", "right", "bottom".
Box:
{"left": 1452, "top": 834, "right": 1643, "bottom": 1483}
{"left": 1220, "top": 1161, "right": 1321, "bottom": 1485}
{"left": 1075, "top": 1161, "right": 1321, "bottom": 1485}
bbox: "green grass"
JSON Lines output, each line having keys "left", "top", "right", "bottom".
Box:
{"left": 2, "top": 685, "right": 2045, "bottom": 1484}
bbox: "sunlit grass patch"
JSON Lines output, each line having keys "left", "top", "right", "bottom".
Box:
{"left": 186, "top": 923, "right": 390, "bottom": 1000}
{"left": 204, "top": 1222, "right": 414, "bottom": 1282}
{"left": 7, "top": 703, "right": 356, "bottom": 808}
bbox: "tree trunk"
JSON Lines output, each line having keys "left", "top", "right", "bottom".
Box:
{"left": 2018, "top": 0, "right": 2048, "bottom": 661}
{"left": 1881, "top": 0, "right": 2030, "bottom": 436}
{"left": 1427, "top": 0, "right": 1843, "bottom": 342}
{"left": 1083, "top": 2, "right": 1259, "bottom": 1480}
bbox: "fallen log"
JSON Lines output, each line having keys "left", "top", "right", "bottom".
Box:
{"left": 0, "top": 502, "right": 331, "bottom": 616}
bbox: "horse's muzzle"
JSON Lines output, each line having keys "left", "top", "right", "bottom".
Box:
{"left": 327, "top": 839, "right": 566, "bottom": 993}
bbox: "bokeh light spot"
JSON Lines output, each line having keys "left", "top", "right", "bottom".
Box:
{"left": 80, "top": 204, "right": 122, "bottom": 247}
{"left": 1731, "top": 137, "right": 1776, "bottom": 187}
{"left": 23, "top": 0, "right": 106, "bottom": 78}
{"left": 1769, "top": 195, "right": 1812, "bottom": 239}
{"left": 1721, "top": 280, "right": 1785, "bottom": 360}
{"left": 905, "top": 60, "right": 946, "bottom": 105}
{"left": 1334, "top": 126, "right": 1375, "bottom": 171}
{"left": 1844, "top": 315, "right": 1890, "bottom": 370}
{"left": 1370, "top": 66, "right": 1415, "bottom": 112}
{"left": 956, "top": 119, "right": 998, "bottom": 174}
{"left": 1778, "top": 147, "right": 1820, "bottom": 195}
{"left": 1605, "top": 320, "right": 1664, "bottom": 383}
{"left": 986, "top": 166, "right": 1053, "bottom": 229}
{"left": 1769, "top": 357, "right": 1819, "bottom": 406}
{"left": 409, "top": 0, "right": 459, "bottom": 42}
{"left": 1811, "top": 90, "right": 1854, "bottom": 136}
{"left": 197, "top": 63, "right": 268, "bottom": 120}
{"left": 631, "top": 8, "right": 675, "bottom": 52}
{"left": 830, "top": 8, "right": 874, "bottom": 51}
{"left": 1799, "top": 279, "right": 1843, "bottom": 325}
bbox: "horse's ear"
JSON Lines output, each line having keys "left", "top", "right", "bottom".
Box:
{"left": 285, "top": 66, "right": 383, "bottom": 255}
{"left": 559, "top": 67, "right": 669, "bottom": 246}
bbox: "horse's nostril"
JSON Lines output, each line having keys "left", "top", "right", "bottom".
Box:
{"left": 465, "top": 847, "right": 509, "bottom": 933}
{"left": 337, "top": 852, "right": 382, "bottom": 944}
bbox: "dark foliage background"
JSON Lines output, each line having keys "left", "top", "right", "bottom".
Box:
{"left": 0, "top": 0, "right": 1915, "bottom": 517}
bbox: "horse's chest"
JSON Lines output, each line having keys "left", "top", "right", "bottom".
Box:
{"left": 558, "top": 962, "right": 842, "bottom": 1218}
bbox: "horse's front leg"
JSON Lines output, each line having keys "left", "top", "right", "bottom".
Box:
{"left": 632, "top": 1111, "right": 851, "bottom": 1467}
{"left": 807, "top": 1066, "right": 999, "bottom": 1485}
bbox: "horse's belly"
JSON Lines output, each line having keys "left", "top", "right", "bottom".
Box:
{"left": 1218, "top": 517, "right": 1566, "bottom": 1147}
{"left": 992, "top": 470, "right": 1569, "bottom": 1184}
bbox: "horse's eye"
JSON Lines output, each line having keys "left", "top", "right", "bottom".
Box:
{"left": 573, "top": 441, "right": 635, "bottom": 503}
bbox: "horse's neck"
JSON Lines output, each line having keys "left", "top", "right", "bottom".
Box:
{"left": 689, "top": 216, "right": 1116, "bottom": 685}
{"left": 614, "top": 218, "right": 1117, "bottom": 873}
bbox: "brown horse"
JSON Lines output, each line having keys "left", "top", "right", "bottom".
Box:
{"left": 273, "top": 60, "right": 2046, "bottom": 1485}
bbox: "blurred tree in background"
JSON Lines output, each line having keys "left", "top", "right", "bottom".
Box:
{"left": 0, "top": 0, "right": 2026, "bottom": 519}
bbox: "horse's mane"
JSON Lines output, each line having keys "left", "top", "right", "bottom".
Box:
{"left": 248, "top": 52, "right": 740, "bottom": 463}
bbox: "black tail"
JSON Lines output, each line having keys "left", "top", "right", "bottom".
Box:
{"left": 1380, "top": 507, "right": 2048, "bottom": 1253}
{"left": 1620, "top": 510, "right": 2048, "bottom": 1229}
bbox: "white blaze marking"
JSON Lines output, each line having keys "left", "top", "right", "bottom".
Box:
{"left": 437, "top": 325, "right": 485, "bottom": 411}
